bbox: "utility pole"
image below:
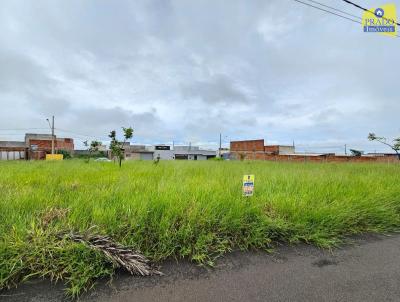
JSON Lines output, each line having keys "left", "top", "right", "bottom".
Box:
{"left": 219, "top": 133, "right": 222, "bottom": 158}
{"left": 46, "top": 115, "right": 55, "bottom": 154}
{"left": 345, "top": 144, "right": 347, "bottom": 155}
{"left": 51, "top": 115, "right": 55, "bottom": 154}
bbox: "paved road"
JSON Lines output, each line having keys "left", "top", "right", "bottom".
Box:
{"left": 2, "top": 234, "right": 400, "bottom": 302}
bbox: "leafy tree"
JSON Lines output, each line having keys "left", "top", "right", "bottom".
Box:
{"left": 349, "top": 149, "right": 363, "bottom": 157}
{"left": 368, "top": 133, "right": 400, "bottom": 160}
{"left": 58, "top": 149, "right": 72, "bottom": 159}
{"left": 109, "top": 127, "right": 134, "bottom": 167}
{"left": 108, "top": 131, "right": 119, "bottom": 164}
{"left": 83, "top": 140, "right": 102, "bottom": 162}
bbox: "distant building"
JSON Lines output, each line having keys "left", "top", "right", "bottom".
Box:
{"left": 230, "top": 139, "right": 295, "bottom": 155}
{"left": 123, "top": 144, "right": 154, "bottom": 161}
{"left": 264, "top": 145, "right": 295, "bottom": 155}
{"left": 0, "top": 141, "right": 27, "bottom": 160}
{"left": 153, "top": 145, "right": 216, "bottom": 160}
{"left": 75, "top": 144, "right": 109, "bottom": 157}
{"left": 121, "top": 143, "right": 217, "bottom": 161}
{"left": 230, "top": 139, "right": 265, "bottom": 153}
{"left": 365, "top": 152, "right": 399, "bottom": 158}
{"left": 0, "top": 133, "right": 74, "bottom": 160}
{"left": 25, "top": 133, "right": 74, "bottom": 160}
{"left": 218, "top": 147, "right": 230, "bottom": 159}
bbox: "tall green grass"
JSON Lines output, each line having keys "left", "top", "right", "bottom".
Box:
{"left": 1, "top": 160, "right": 400, "bottom": 296}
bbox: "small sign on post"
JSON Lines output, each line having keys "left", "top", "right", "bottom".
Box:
{"left": 242, "top": 175, "right": 255, "bottom": 197}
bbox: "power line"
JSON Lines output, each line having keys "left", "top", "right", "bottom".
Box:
{"left": 0, "top": 133, "right": 28, "bottom": 136}
{"left": 341, "top": 0, "right": 400, "bottom": 27}
{"left": 292, "top": 0, "right": 361, "bottom": 24}
{"left": 341, "top": 0, "right": 369, "bottom": 12}
{"left": 306, "top": 0, "right": 362, "bottom": 20}
{"left": 0, "top": 128, "right": 49, "bottom": 131}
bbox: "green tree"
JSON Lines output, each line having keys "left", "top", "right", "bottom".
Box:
{"left": 368, "top": 133, "right": 400, "bottom": 160}
{"left": 349, "top": 149, "right": 363, "bottom": 157}
{"left": 83, "top": 140, "right": 102, "bottom": 162}
{"left": 58, "top": 149, "right": 72, "bottom": 159}
{"left": 109, "top": 127, "right": 134, "bottom": 167}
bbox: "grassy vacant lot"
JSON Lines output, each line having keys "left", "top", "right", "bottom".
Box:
{"left": 1, "top": 160, "right": 400, "bottom": 296}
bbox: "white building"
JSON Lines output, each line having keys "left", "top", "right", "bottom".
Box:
{"left": 123, "top": 144, "right": 216, "bottom": 161}
{"left": 153, "top": 145, "right": 216, "bottom": 160}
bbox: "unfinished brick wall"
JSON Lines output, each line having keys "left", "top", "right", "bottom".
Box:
{"left": 230, "top": 151, "right": 399, "bottom": 164}
{"left": 264, "top": 145, "right": 279, "bottom": 154}
{"left": 56, "top": 138, "right": 74, "bottom": 151}
{"left": 28, "top": 138, "right": 74, "bottom": 152}
{"left": 230, "top": 140, "right": 265, "bottom": 152}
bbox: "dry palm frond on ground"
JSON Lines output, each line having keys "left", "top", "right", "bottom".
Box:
{"left": 59, "top": 231, "right": 162, "bottom": 276}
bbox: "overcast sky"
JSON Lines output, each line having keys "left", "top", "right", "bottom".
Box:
{"left": 0, "top": 0, "right": 398, "bottom": 153}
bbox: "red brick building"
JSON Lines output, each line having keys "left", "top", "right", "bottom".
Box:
{"left": 25, "top": 133, "right": 74, "bottom": 160}
{"left": 230, "top": 139, "right": 295, "bottom": 155}
{"left": 230, "top": 139, "right": 265, "bottom": 152}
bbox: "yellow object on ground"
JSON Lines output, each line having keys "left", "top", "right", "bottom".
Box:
{"left": 46, "top": 154, "right": 64, "bottom": 160}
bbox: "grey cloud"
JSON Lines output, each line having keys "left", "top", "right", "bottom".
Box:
{"left": 61, "top": 106, "right": 168, "bottom": 141}
{"left": 181, "top": 74, "right": 250, "bottom": 104}
{"left": 0, "top": 50, "right": 56, "bottom": 94}
{"left": 0, "top": 49, "right": 70, "bottom": 122}
{"left": 0, "top": 0, "right": 398, "bottom": 152}
{"left": 30, "top": 96, "right": 71, "bottom": 117}
{"left": 311, "top": 108, "right": 344, "bottom": 124}
{"left": 71, "top": 107, "right": 158, "bottom": 127}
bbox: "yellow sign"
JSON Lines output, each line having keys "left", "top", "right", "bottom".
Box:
{"left": 362, "top": 3, "right": 397, "bottom": 37}
{"left": 46, "top": 154, "right": 64, "bottom": 160}
{"left": 243, "top": 175, "right": 255, "bottom": 197}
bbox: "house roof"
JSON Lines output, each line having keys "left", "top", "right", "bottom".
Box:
{"left": 0, "top": 141, "right": 26, "bottom": 148}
